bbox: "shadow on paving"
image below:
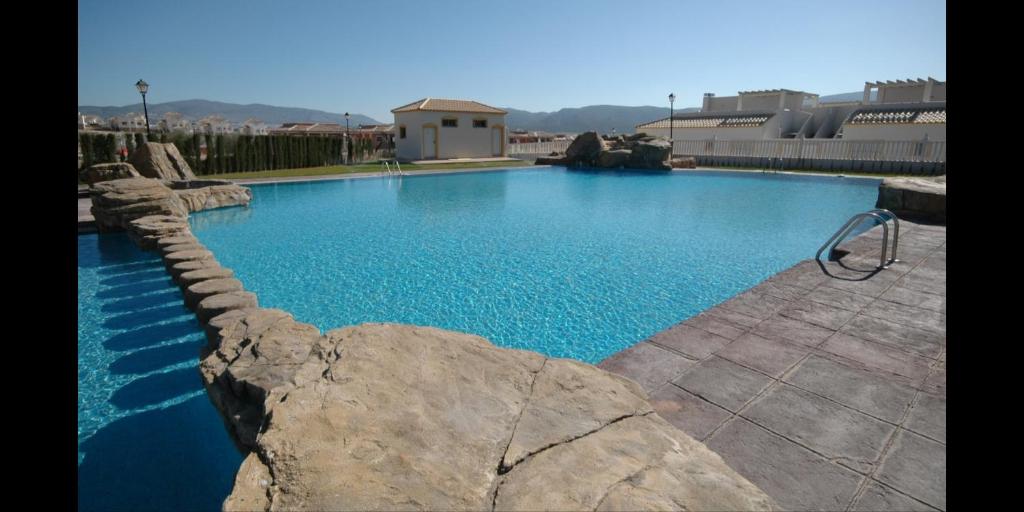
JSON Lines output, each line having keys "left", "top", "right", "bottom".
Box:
{"left": 78, "top": 396, "right": 242, "bottom": 512}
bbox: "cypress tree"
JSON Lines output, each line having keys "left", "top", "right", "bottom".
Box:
{"left": 147, "top": 132, "right": 159, "bottom": 142}
{"left": 124, "top": 132, "right": 135, "bottom": 158}
{"left": 191, "top": 132, "right": 201, "bottom": 170}
{"left": 216, "top": 134, "right": 226, "bottom": 174}
{"left": 160, "top": 132, "right": 167, "bottom": 144}
{"left": 135, "top": 133, "right": 146, "bottom": 148}
{"left": 104, "top": 134, "right": 117, "bottom": 163}
{"left": 80, "top": 133, "right": 94, "bottom": 169}
{"left": 204, "top": 133, "right": 214, "bottom": 174}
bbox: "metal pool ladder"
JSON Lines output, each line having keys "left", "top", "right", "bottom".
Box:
{"left": 381, "top": 159, "right": 404, "bottom": 176}
{"left": 816, "top": 209, "right": 900, "bottom": 269}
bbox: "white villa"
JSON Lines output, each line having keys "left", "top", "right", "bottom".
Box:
{"left": 392, "top": 98, "right": 507, "bottom": 161}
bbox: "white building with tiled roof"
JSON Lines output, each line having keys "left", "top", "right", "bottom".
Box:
{"left": 636, "top": 79, "right": 945, "bottom": 142}
{"left": 391, "top": 98, "right": 507, "bottom": 160}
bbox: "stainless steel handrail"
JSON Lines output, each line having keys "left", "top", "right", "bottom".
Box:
{"left": 868, "top": 208, "right": 899, "bottom": 263}
{"left": 816, "top": 210, "right": 900, "bottom": 269}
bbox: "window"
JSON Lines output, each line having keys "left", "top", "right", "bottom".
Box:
{"left": 473, "top": 119, "right": 487, "bottom": 128}
{"left": 399, "top": 126, "right": 406, "bottom": 139}
{"left": 442, "top": 118, "right": 458, "bottom": 128}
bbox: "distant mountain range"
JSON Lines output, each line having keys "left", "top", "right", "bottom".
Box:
{"left": 78, "top": 92, "right": 866, "bottom": 134}
{"left": 78, "top": 99, "right": 382, "bottom": 127}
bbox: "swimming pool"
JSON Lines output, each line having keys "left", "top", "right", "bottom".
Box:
{"left": 78, "top": 233, "right": 241, "bottom": 511}
{"left": 190, "top": 168, "right": 880, "bottom": 363}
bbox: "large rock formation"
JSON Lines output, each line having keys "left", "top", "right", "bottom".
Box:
{"left": 89, "top": 177, "right": 253, "bottom": 234}
{"left": 538, "top": 132, "right": 673, "bottom": 170}
{"left": 201, "top": 318, "right": 776, "bottom": 511}
{"left": 79, "top": 162, "right": 142, "bottom": 184}
{"left": 90, "top": 178, "right": 190, "bottom": 232}
{"left": 876, "top": 175, "right": 946, "bottom": 223}
{"left": 172, "top": 183, "right": 254, "bottom": 213}
{"left": 128, "top": 142, "right": 198, "bottom": 180}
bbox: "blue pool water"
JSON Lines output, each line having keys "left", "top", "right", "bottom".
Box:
{"left": 78, "top": 233, "right": 241, "bottom": 511}
{"left": 190, "top": 168, "right": 879, "bottom": 363}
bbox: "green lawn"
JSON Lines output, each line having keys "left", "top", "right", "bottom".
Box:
{"left": 205, "top": 159, "right": 534, "bottom": 180}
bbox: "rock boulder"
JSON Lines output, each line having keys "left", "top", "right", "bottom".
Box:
{"left": 174, "top": 184, "right": 253, "bottom": 212}
{"left": 90, "top": 178, "right": 189, "bottom": 233}
{"left": 564, "top": 132, "right": 608, "bottom": 165}
{"left": 202, "top": 319, "right": 776, "bottom": 511}
{"left": 79, "top": 162, "right": 141, "bottom": 184}
{"left": 128, "top": 142, "right": 197, "bottom": 180}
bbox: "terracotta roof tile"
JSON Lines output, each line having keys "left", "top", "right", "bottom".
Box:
{"left": 392, "top": 98, "right": 507, "bottom": 114}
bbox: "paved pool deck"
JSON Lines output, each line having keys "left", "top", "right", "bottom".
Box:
{"left": 599, "top": 220, "right": 946, "bottom": 511}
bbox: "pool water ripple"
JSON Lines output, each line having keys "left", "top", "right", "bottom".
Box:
{"left": 191, "top": 168, "right": 880, "bottom": 364}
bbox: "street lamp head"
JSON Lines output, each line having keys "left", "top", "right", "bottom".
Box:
{"left": 669, "top": 93, "right": 675, "bottom": 104}
{"left": 136, "top": 79, "right": 149, "bottom": 95}
{"left": 344, "top": 112, "right": 350, "bottom": 119}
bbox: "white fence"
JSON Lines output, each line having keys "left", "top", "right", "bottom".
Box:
{"left": 507, "top": 140, "right": 572, "bottom": 155}
{"left": 672, "top": 139, "right": 946, "bottom": 163}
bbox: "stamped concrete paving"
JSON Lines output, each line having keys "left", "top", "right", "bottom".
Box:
{"left": 599, "top": 219, "right": 945, "bottom": 511}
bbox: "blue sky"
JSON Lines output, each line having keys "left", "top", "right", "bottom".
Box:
{"left": 78, "top": 0, "right": 945, "bottom": 122}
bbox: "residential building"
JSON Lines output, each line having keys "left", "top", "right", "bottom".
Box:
{"left": 392, "top": 98, "right": 507, "bottom": 160}
{"left": 239, "top": 118, "right": 269, "bottom": 135}
{"left": 636, "top": 78, "right": 946, "bottom": 142}
{"left": 158, "top": 112, "right": 191, "bottom": 132}
{"left": 197, "top": 115, "right": 233, "bottom": 134}
{"left": 109, "top": 112, "right": 148, "bottom": 132}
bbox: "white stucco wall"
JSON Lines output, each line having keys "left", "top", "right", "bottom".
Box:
{"left": 879, "top": 86, "right": 928, "bottom": 104}
{"left": 639, "top": 126, "right": 766, "bottom": 141}
{"left": 841, "top": 123, "right": 946, "bottom": 142}
{"left": 394, "top": 110, "right": 506, "bottom": 160}
{"left": 704, "top": 96, "right": 739, "bottom": 112}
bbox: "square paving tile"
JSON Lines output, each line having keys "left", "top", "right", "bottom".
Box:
{"left": 741, "top": 383, "right": 896, "bottom": 474}
{"left": 718, "top": 290, "right": 792, "bottom": 320}
{"left": 783, "top": 355, "right": 917, "bottom": 424}
{"left": 707, "top": 417, "right": 864, "bottom": 512}
{"left": 874, "top": 429, "right": 946, "bottom": 510}
{"left": 878, "top": 286, "right": 946, "bottom": 314}
{"left": 852, "top": 480, "right": 940, "bottom": 511}
{"left": 749, "top": 280, "right": 809, "bottom": 301}
{"left": 861, "top": 301, "right": 946, "bottom": 336}
{"left": 646, "top": 324, "right": 732, "bottom": 360}
{"left": 818, "top": 268, "right": 903, "bottom": 298}
{"left": 681, "top": 313, "right": 747, "bottom": 341}
{"left": 703, "top": 305, "right": 764, "bottom": 329}
{"left": 596, "top": 342, "right": 696, "bottom": 394}
{"left": 751, "top": 315, "right": 836, "bottom": 347}
{"left": 767, "top": 260, "right": 831, "bottom": 290}
{"left": 921, "top": 369, "right": 946, "bottom": 398}
{"left": 818, "top": 332, "right": 933, "bottom": 389}
{"left": 840, "top": 315, "right": 944, "bottom": 359}
{"left": 805, "top": 286, "right": 876, "bottom": 312}
{"left": 716, "top": 332, "right": 809, "bottom": 378}
{"left": 904, "top": 392, "right": 945, "bottom": 444}
{"left": 647, "top": 384, "right": 731, "bottom": 441}
{"left": 672, "top": 356, "right": 773, "bottom": 412}
{"left": 894, "top": 272, "right": 946, "bottom": 297}
{"left": 779, "top": 299, "right": 859, "bottom": 331}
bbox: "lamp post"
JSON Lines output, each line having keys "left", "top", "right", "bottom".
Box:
{"left": 668, "top": 93, "right": 675, "bottom": 143}
{"left": 136, "top": 79, "right": 150, "bottom": 135}
{"left": 344, "top": 112, "right": 351, "bottom": 164}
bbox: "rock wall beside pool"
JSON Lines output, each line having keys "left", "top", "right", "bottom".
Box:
{"left": 95, "top": 176, "right": 777, "bottom": 511}
{"left": 203, "top": 318, "right": 776, "bottom": 511}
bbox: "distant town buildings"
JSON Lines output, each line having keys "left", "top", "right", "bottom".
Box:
{"left": 636, "top": 78, "right": 946, "bottom": 143}
{"left": 392, "top": 98, "right": 507, "bottom": 160}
